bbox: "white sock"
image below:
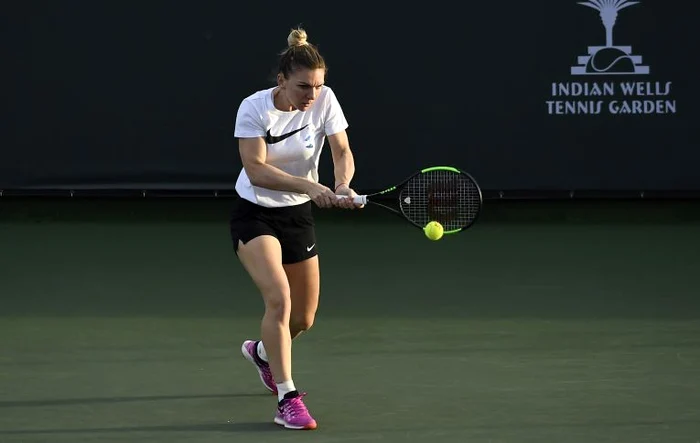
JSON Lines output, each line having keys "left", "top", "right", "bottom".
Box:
{"left": 256, "top": 341, "right": 268, "bottom": 363}
{"left": 277, "top": 380, "right": 297, "bottom": 402}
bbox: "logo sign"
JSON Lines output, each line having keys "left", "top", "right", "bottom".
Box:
{"left": 547, "top": 1, "right": 676, "bottom": 115}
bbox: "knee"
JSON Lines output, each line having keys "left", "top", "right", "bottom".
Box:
{"left": 262, "top": 287, "right": 292, "bottom": 323}
{"left": 290, "top": 313, "right": 315, "bottom": 333}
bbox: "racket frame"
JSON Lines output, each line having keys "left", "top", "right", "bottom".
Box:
{"left": 343, "top": 166, "right": 483, "bottom": 234}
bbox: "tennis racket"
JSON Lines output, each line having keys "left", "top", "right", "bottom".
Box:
{"left": 337, "top": 166, "right": 482, "bottom": 234}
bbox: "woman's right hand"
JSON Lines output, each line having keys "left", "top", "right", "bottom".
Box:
{"left": 305, "top": 182, "right": 338, "bottom": 208}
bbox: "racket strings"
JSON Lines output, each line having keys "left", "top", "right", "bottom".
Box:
{"left": 399, "top": 170, "right": 480, "bottom": 230}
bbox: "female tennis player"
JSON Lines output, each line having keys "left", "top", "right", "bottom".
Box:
{"left": 231, "top": 27, "right": 360, "bottom": 430}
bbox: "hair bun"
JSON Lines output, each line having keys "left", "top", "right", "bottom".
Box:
{"left": 287, "top": 28, "right": 309, "bottom": 47}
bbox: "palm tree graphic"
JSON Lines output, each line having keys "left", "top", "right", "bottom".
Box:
{"left": 578, "top": 0, "right": 639, "bottom": 47}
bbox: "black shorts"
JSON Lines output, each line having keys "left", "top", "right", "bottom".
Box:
{"left": 229, "top": 197, "right": 317, "bottom": 264}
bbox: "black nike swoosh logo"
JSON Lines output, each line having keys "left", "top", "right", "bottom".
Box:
{"left": 265, "top": 125, "right": 309, "bottom": 144}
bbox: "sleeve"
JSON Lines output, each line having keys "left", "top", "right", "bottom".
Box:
{"left": 234, "top": 99, "right": 266, "bottom": 138}
{"left": 323, "top": 87, "right": 349, "bottom": 136}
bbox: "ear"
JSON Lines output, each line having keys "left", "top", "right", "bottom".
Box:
{"left": 277, "top": 73, "right": 285, "bottom": 88}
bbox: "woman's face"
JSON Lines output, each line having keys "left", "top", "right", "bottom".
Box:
{"left": 277, "top": 67, "right": 325, "bottom": 112}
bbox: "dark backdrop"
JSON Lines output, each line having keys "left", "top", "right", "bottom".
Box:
{"left": 4, "top": 0, "right": 698, "bottom": 193}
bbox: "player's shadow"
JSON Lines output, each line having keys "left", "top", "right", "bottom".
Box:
{"left": 0, "top": 392, "right": 268, "bottom": 408}
{"left": 0, "top": 393, "right": 282, "bottom": 435}
{"left": 0, "top": 422, "right": 282, "bottom": 436}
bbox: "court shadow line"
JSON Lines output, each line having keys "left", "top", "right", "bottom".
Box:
{"left": 0, "top": 422, "right": 281, "bottom": 435}
{"left": 0, "top": 392, "right": 270, "bottom": 408}
{"left": 1, "top": 418, "right": 695, "bottom": 436}
{"left": 325, "top": 340, "right": 700, "bottom": 357}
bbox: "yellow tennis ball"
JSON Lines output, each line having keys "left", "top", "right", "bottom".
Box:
{"left": 424, "top": 221, "right": 444, "bottom": 241}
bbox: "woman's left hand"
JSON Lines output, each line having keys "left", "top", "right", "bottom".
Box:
{"left": 334, "top": 184, "right": 364, "bottom": 209}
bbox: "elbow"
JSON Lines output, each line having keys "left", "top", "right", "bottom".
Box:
{"left": 245, "top": 163, "right": 266, "bottom": 187}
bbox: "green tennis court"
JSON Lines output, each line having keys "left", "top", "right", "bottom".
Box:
{"left": 1, "top": 199, "right": 699, "bottom": 442}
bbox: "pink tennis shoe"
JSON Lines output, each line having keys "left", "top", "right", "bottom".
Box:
{"left": 241, "top": 340, "right": 277, "bottom": 394}
{"left": 241, "top": 340, "right": 318, "bottom": 430}
{"left": 275, "top": 392, "right": 318, "bottom": 430}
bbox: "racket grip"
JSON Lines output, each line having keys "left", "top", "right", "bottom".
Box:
{"left": 336, "top": 195, "right": 367, "bottom": 205}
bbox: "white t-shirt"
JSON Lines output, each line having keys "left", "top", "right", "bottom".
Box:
{"left": 233, "top": 86, "right": 349, "bottom": 207}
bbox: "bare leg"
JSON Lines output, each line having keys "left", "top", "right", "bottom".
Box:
{"left": 284, "top": 256, "right": 321, "bottom": 340}
{"left": 237, "top": 235, "right": 292, "bottom": 383}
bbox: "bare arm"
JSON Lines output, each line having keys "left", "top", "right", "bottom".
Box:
{"left": 238, "top": 137, "right": 312, "bottom": 193}
{"left": 328, "top": 130, "right": 355, "bottom": 190}
{"left": 328, "top": 130, "right": 363, "bottom": 209}
{"left": 238, "top": 137, "right": 337, "bottom": 208}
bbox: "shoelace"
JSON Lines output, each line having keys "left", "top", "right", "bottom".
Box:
{"left": 282, "top": 393, "right": 309, "bottom": 418}
{"left": 260, "top": 363, "right": 273, "bottom": 379}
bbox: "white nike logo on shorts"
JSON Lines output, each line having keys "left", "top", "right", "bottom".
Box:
{"left": 306, "top": 244, "right": 316, "bottom": 252}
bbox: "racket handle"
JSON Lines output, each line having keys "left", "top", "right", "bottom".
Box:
{"left": 336, "top": 195, "right": 367, "bottom": 205}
